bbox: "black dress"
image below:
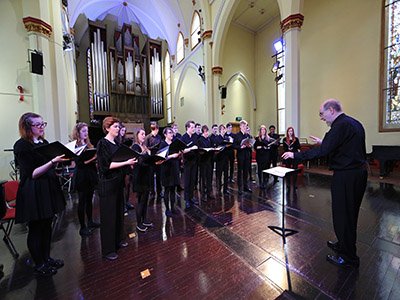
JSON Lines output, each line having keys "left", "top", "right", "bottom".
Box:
{"left": 14, "top": 138, "right": 65, "bottom": 223}
{"left": 96, "top": 138, "right": 124, "bottom": 256}
{"left": 254, "top": 136, "right": 271, "bottom": 186}
{"left": 159, "top": 140, "right": 180, "bottom": 187}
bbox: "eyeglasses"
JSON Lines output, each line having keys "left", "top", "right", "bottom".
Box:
{"left": 31, "top": 122, "right": 47, "bottom": 129}
{"left": 319, "top": 110, "right": 326, "bottom": 117}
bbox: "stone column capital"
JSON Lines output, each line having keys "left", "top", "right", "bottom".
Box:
{"left": 23, "top": 16, "right": 52, "bottom": 38}
{"left": 280, "top": 13, "right": 304, "bottom": 34}
{"left": 212, "top": 66, "right": 223, "bottom": 75}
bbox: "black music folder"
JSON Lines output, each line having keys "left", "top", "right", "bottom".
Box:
{"left": 35, "top": 141, "right": 80, "bottom": 160}
{"left": 111, "top": 145, "right": 141, "bottom": 162}
{"left": 168, "top": 138, "right": 188, "bottom": 155}
{"left": 77, "top": 148, "right": 97, "bottom": 162}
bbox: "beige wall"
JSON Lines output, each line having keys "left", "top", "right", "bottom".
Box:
{"left": 0, "top": 0, "right": 77, "bottom": 180}
{"left": 221, "top": 24, "right": 255, "bottom": 131}
{"left": 300, "top": 0, "right": 396, "bottom": 151}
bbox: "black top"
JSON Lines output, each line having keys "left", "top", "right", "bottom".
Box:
{"left": 254, "top": 136, "right": 271, "bottom": 162}
{"left": 144, "top": 133, "right": 162, "bottom": 155}
{"left": 159, "top": 140, "right": 180, "bottom": 187}
{"left": 268, "top": 133, "right": 280, "bottom": 152}
{"left": 131, "top": 144, "right": 152, "bottom": 192}
{"left": 172, "top": 132, "right": 182, "bottom": 141}
{"left": 282, "top": 138, "right": 301, "bottom": 153}
{"left": 294, "top": 113, "right": 367, "bottom": 171}
{"left": 181, "top": 132, "right": 198, "bottom": 162}
{"left": 74, "top": 147, "right": 98, "bottom": 191}
{"left": 96, "top": 138, "right": 122, "bottom": 180}
{"left": 13, "top": 138, "right": 65, "bottom": 223}
{"left": 234, "top": 131, "right": 252, "bottom": 160}
{"left": 197, "top": 136, "right": 213, "bottom": 163}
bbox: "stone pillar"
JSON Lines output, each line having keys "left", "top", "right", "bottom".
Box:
{"left": 212, "top": 65, "right": 223, "bottom": 125}
{"left": 281, "top": 13, "right": 304, "bottom": 135}
{"left": 202, "top": 30, "right": 214, "bottom": 124}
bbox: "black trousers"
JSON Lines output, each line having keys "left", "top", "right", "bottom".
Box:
{"left": 184, "top": 160, "right": 197, "bottom": 202}
{"left": 199, "top": 160, "right": 213, "bottom": 194}
{"left": 237, "top": 153, "right": 251, "bottom": 190}
{"left": 164, "top": 186, "right": 176, "bottom": 211}
{"left": 27, "top": 218, "right": 53, "bottom": 266}
{"left": 99, "top": 176, "right": 124, "bottom": 255}
{"left": 227, "top": 150, "right": 235, "bottom": 179}
{"left": 216, "top": 156, "right": 228, "bottom": 192}
{"left": 149, "top": 165, "right": 162, "bottom": 195}
{"left": 257, "top": 160, "right": 269, "bottom": 185}
{"left": 77, "top": 188, "right": 94, "bottom": 228}
{"left": 331, "top": 168, "right": 367, "bottom": 260}
{"left": 136, "top": 191, "right": 149, "bottom": 225}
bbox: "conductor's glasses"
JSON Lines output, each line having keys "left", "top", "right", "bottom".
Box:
{"left": 31, "top": 122, "right": 47, "bottom": 129}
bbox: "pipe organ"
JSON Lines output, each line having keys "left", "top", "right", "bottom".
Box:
{"left": 85, "top": 22, "right": 164, "bottom": 122}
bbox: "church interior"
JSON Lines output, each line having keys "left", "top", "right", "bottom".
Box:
{"left": 1, "top": 0, "right": 400, "bottom": 299}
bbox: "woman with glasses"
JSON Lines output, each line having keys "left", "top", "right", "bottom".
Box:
{"left": 159, "top": 127, "right": 181, "bottom": 217}
{"left": 96, "top": 117, "right": 137, "bottom": 260}
{"left": 13, "top": 112, "right": 67, "bottom": 276}
{"left": 71, "top": 122, "right": 99, "bottom": 237}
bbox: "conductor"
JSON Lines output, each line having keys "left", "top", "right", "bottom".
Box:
{"left": 282, "top": 99, "right": 367, "bottom": 268}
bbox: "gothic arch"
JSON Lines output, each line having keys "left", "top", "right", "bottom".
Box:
{"left": 225, "top": 72, "right": 256, "bottom": 110}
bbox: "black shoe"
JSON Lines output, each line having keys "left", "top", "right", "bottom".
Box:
{"left": 104, "top": 252, "right": 118, "bottom": 261}
{"left": 327, "top": 240, "right": 342, "bottom": 253}
{"left": 79, "top": 227, "right": 93, "bottom": 237}
{"left": 46, "top": 257, "right": 64, "bottom": 269}
{"left": 34, "top": 264, "right": 57, "bottom": 276}
{"left": 136, "top": 224, "right": 147, "bottom": 232}
{"left": 230, "top": 179, "right": 235, "bottom": 183}
{"left": 119, "top": 241, "right": 128, "bottom": 248}
{"left": 126, "top": 202, "right": 135, "bottom": 210}
{"left": 244, "top": 187, "right": 252, "bottom": 193}
{"left": 88, "top": 221, "right": 100, "bottom": 228}
{"left": 223, "top": 190, "right": 230, "bottom": 195}
{"left": 326, "top": 254, "right": 359, "bottom": 268}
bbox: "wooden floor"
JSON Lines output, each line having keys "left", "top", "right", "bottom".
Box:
{"left": 1, "top": 167, "right": 400, "bottom": 299}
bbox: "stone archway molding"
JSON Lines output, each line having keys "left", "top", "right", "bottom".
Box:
{"left": 225, "top": 72, "right": 256, "bottom": 111}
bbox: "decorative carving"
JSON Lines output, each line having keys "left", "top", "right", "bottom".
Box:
{"left": 201, "top": 30, "right": 212, "bottom": 40}
{"left": 184, "top": 38, "right": 189, "bottom": 47}
{"left": 212, "top": 66, "right": 223, "bottom": 75}
{"left": 280, "top": 13, "right": 304, "bottom": 34}
{"left": 22, "top": 16, "right": 52, "bottom": 38}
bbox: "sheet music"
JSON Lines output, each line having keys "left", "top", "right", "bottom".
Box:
{"left": 263, "top": 166, "right": 296, "bottom": 178}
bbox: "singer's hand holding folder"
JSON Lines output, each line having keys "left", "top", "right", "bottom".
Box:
{"left": 35, "top": 140, "right": 84, "bottom": 160}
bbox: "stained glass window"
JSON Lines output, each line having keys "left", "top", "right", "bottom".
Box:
{"left": 381, "top": 0, "right": 400, "bottom": 131}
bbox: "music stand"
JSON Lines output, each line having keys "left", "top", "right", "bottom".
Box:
{"left": 263, "top": 166, "right": 299, "bottom": 244}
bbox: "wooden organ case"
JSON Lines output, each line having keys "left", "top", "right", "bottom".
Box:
{"left": 85, "top": 21, "right": 165, "bottom": 126}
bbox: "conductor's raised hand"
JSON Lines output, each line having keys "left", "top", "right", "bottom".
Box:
{"left": 309, "top": 135, "right": 322, "bottom": 145}
{"left": 281, "top": 152, "right": 294, "bottom": 160}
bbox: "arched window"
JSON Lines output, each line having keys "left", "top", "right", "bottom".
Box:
{"left": 164, "top": 51, "right": 172, "bottom": 123}
{"left": 176, "top": 32, "right": 184, "bottom": 64}
{"left": 380, "top": 0, "right": 400, "bottom": 131}
{"left": 190, "top": 11, "right": 201, "bottom": 49}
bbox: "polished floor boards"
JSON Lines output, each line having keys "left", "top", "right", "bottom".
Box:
{"left": 1, "top": 172, "right": 400, "bottom": 299}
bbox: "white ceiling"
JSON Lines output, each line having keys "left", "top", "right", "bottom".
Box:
{"left": 68, "top": 0, "right": 187, "bottom": 53}
{"left": 232, "top": 0, "right": 280, "bottom": 32}
{"left": 68, "top": 0, "right": 280, "bottom": 53}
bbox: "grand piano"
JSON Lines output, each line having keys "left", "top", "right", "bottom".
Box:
{"left": 370, "top": 145, "right": 400, "bottom": 178}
